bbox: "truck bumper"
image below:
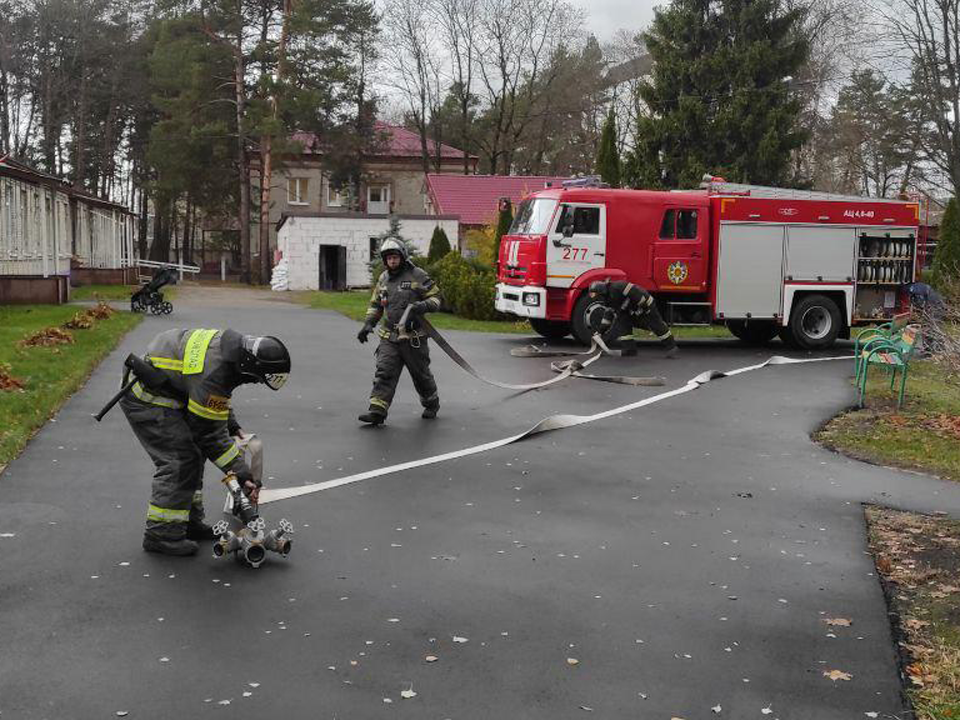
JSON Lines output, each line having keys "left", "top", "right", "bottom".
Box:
{"left": 494, "top": 283, "right": 547, "bottom": 319}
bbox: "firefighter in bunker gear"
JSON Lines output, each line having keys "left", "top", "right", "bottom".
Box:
{"left": 120, "top": 329, "right": 291, "bottom": 556}
{"left": 588, "top": 280, "right": 678, "bottom": 358}
{"left": 357, "top": 238, "right": 442, "bottom": 424}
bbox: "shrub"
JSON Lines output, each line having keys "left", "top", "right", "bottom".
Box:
{"left": 430, "top": 252, "right": 503, "bottom": 321}
{"left": 427, "top": 226, "right": 452, "bottom": 263}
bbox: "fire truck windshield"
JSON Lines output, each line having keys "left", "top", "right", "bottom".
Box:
{"left": 509, "top": 198, "right": 558, "bottom": 235}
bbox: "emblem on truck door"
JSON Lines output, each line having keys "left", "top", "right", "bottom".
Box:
{"left": 667, "top": 261, "right": 689, "bottom": 285}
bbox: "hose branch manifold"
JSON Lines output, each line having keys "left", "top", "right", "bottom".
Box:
{"left": 213, "top": 473, "right": 294, "bottom": 568}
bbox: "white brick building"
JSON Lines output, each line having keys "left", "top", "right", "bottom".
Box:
{"left": 276, "top": 213, "right": 459, "bottom": 290}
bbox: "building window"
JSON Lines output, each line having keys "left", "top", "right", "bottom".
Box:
{"left": 327, "top": 184, "right": 345, "bottom": 208}
{"left": 369, "top": 237, "right": 379, "bottom": 261}
{"left": 287, "top": 177, "right": 309, "bottom": 205}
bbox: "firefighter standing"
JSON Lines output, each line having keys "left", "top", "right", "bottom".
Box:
{"left": 120, "top": 328, "right": 291, "bottom": 556}
{"left": 588, "top": 280, "right": 678, "bottom": 357}
{"left": 357, "top": 239, "right": 442, "bottom": 425}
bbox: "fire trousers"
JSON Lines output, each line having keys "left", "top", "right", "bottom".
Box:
{"left": 121, "top": 395, "right": 205, "bottom": 540}
{"left": 368, "top": 337, "right": 439, "bottom": 415}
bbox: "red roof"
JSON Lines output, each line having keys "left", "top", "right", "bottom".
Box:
{"left": 426, "top": 174, "right": 570, "bottom": 226}
{"left": 288, "top": 123, "right": 474, "bottom": 161}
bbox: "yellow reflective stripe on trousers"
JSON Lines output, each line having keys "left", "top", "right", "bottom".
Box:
{"left": 147, "top": 504, "right": 189, "bottom": 523}
{"left": 182, "top": 329, "right": 218, "bottom": 375}
{"left": 147, "top": 356, "right": 183, "bottom": 371}
{"left": 187, "top": 398, "right": 229, "bottom": 421}
{"left": 369, "top": 397, "right": 389, "bottom": 410}
{"left": 131, "top": 382, "right": 184, "bottom": 409}
{"left": 214, "top": 443, "right": 240, "bottom": 469}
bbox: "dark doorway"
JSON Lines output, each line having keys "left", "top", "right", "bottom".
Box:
{"left": 318, "top": 244, "right": 347, "bottom": 290}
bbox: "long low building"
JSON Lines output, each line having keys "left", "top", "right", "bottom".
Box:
{"left": 276, "top": 212, "right": 459, "bottom": 290}
{"left": 0, "top": 157, "right": 135, "bottom": 303}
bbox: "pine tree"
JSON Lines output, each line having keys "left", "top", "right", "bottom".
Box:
{"left": 625, "top": 0, "right": 809, "bottom": 189}
{"left": 428, "top": 226, "right": 452, "bottom": 262}
{"left": 933, "top": 197, "right": 960, "bottom": 286}
{"left": 596, "top": 107, "right": 621, "bottom": 187}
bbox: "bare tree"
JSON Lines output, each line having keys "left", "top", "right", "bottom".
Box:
{"left": 382, "top": 0, "right": 445, "bottom": 174}
{"left": 436, "top": 0, "right": 480, "bottom": 173}
{"left": 878, "top": 0, "right": 960, "bottom": 194}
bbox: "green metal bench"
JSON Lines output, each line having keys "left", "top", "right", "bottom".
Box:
{"left": 854, "top": 313, "right": 911, "bottom": 384}
{"left": 857, "top": 324, "right": 922, "bottom": 409}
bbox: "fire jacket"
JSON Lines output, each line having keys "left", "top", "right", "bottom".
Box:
{"left": 365, "top": 263, "right": 442, "bottom": 341}
{"left": 128, "top": 328, "right": 252, "bottom": 480}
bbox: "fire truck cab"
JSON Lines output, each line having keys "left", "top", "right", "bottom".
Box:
{"left": 494, "top": 177, "right": 920, "bottom": 349}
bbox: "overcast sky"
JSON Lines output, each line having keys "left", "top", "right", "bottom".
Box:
{"left": 568, "top": 0, "right": 656, "bottom": 43}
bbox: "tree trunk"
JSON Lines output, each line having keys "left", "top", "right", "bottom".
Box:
{"left": 73, "top": 72, "right": 88, "bottom": 188}
{"left": 259, "top": 132, "right": 272, "bottom": 285}
{"left": 0, "top": 66, "right": 9, "bottom": 155}
{"left": 234, "top": 12, "right": 251, "bottom": 284}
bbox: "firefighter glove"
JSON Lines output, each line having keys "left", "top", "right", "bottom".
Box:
{"left": 357, "top": 324, "right": 373, "bottom": 343}
{"left": 234, "top": 464, "right": 259, "bottom": 488}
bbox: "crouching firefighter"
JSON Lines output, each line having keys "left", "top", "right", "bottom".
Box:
{"left": 357, "top": 238, "right": 442, "bottom": 425}
{"left": 114, "top": 329, "right": 291, "bottom": 556}
{"left": 588, "top": 280, "right": 678, "bottom": 358}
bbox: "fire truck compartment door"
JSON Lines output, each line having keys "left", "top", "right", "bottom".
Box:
{"left": 546, "top": 203, "right": 606, "bottom": 288}
{"left": 652, "top": 208, "right": 708, "bottom": 291}
{"left": 716, "top": 223, "right": 785, "bottom": 318}
{"left": 785, "top": 226, "right": 856, "bottom": 281}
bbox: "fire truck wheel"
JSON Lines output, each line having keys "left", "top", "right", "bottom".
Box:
{"left": 726, "top": 320, "right": 779, "bottom": 345}
{"left": 787, "top": 294, "right": 841, "bottom": 349}
{"left": 529, "top": 318, "right": 572, "bottom": 340}
{"left": 571, "top": 293, "right": 630, "bottom": 345}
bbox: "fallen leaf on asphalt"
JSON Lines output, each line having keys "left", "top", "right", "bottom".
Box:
{"left": 218, "top": 700, "right": 231, "bottom": 706}
{"left": 425, "top": 655, "right": 438, "bottom": 663}
{"left": 452, "top": 636, "right": 468, "bottom": 643}
{"left": 823, "top": 669, "right": 852, "bottom": 682}
{"left": 824, "top": 618, "right": 852, "bottom": 627}
{"left": 761, "top": 707, "right": 772, "bottom": 715}
{"left": 401, "top": 689, "right": 417, "bottom": 699}
{"left": 579, "top": 706, "right": 593, "bottom": 712}
{"left": 865, "top": 713, "right": 878, "bottom": 718}
{"left": 116, "top": 713, "right": 128, "bottom": 717}
{"left": 567, "top": 658, "right": 579, "bottom": 665}
{"left": 383, "top": 698, "right": 392, "bottom": 704}
{"left": 711, "top": 704, "right": 721, "bottom": 713}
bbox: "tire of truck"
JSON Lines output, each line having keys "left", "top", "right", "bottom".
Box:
{"left": 786, "top": 294, "right": 842, "bottom": 349}
{"left": 570, "top": 292, "right": 632, "bottom": 345}
{"left": 726, "top": 319, "right": 779, "bottom": 345}
{"left": 529, "top": 318, "right": 572, "bottom": 340}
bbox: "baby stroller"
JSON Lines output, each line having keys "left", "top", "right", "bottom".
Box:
{"left": 131, "top": 267, "right": 177, "bottom": 315}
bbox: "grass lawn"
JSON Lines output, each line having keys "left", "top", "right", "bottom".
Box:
{"left": 816, "top": 360, "right": 960, "bottom": 481}
{"left": 297, "top": 290, "right": 533, "bottom": 334}
{"left": 0, "top": 304, "right": 141, "bottom": 472}
{"left": 297, "top": 290, "right": 734, "bottom": 338}
{"left": 866, "top": 506, "right": 960, "bottom": 719}
{"left": 70, "top": 283, "right": 178, "bottom": 302}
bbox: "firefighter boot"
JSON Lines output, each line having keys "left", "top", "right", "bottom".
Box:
{"left": 663, "top": 344, "right": 679, "bottom": 359}
{"left": 142, "top": 533, "right": 200, "bottom": 557}
{"left": 186, "top": 521, "right": 217, "bottom": 542}
{"left": 421, "top": 405, "right": 439, "bottom": 419}
{"left": 359, "top": 406, "right": 387, "bottom": 425}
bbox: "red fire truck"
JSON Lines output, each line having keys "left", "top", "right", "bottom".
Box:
{"left": 494, "top": 177, "right": 921, "bottom": 349}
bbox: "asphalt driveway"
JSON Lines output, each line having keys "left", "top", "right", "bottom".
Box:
{"left": 2, "top": 285, "right": 959, "bottom": 719}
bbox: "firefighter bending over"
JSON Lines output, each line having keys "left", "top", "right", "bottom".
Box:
{"left": 120, "top": 329, "right": 291, "bottom": 556}
{"left": 357, "top": 239, "right": 442, "bottom": 425}
{"left": 588, "top": 280, "right": 678, "bottom": 358}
